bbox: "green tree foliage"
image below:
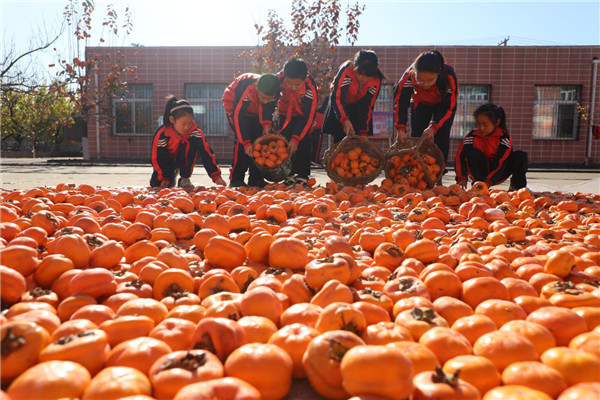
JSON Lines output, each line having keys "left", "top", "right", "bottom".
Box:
{"left": 241, "top": 0, "right": 364, "bottom": 103}
{"left": 1, "top": 0, "right": 136, "bottom": 154}
{"left": 1, "top": 85, "right": 75, "bottom": 154}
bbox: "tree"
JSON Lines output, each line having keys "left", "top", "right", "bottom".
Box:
{"left": 56, "top": 0, "right": 136, "bottom": 122}
{"left": 1, "top": 0, "right": 136, "bottom": 155}
{"left": 241, "top": 0, "right": 365, "bottom": 103}
{"left": 1, "top": 85, "right": 75, "bottom": 156}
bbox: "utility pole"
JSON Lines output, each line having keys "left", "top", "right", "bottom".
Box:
{"left": 498, "top": 36, "right": 510, "bottom": 46}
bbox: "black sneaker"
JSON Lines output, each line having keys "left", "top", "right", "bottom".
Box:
{"left": 229, "top": 180, "right": 248, "bottom": 188}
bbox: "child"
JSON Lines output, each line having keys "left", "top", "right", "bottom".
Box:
{"left": 222, "top": 73, "right": 281, "bottom": 188}
{"left": 455, "top": 103, "right": 528, "bottom": 190}
{"left": 276, "top": 58, "right": 319, "bottom": 186}
{"left": 393, "top": 50, "right": 458, "bottom": 162}
{"left": 150, "top": 96, "right": 225, "bottom": 188}
{"left": 323, "top": 50, "right": 384, "bottom": 143}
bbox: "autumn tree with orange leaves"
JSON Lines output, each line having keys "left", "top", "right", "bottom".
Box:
{"left": 242, "top": 0, "right": 364, "bottom": 103}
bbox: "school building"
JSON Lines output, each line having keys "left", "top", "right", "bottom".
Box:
{"left": 85, "top": 45, "right": 600, "bottom": 166}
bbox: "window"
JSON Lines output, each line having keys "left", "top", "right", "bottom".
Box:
{"left": 373, "top": 83, "right": 393, "bottom": 136}
{"left": 533, "top": 86, "right": 579, "bottom": 140}
{"left": 185, "top": 83, "right": 228, "bottom": 136}
{"left": 113, "top": 84, "right": 153, "bottom": 135}
{"left": 450, "top": 85, "right": 490, "bottom": 138}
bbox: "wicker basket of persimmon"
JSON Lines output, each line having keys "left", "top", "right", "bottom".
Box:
{"left": 252, "top": 134, "right": 292, "bottom": 182}
{"left": 323, "top": 133, "right": 386, "bottom": 186}
{"left": 385, "top": 136, "right": 445, "bottom": 190}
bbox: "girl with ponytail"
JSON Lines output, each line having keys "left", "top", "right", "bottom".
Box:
{"left": 455, "top": 102, "right": 528, "bottom": 190}
{"left": 393, "top": 50, "right": 459, "bottom": 162}
{"left": 150, "top": 95, "right": 225, "bottom": 188}
{"left": 323, "top": 50, "right": 385, "bottom": 143}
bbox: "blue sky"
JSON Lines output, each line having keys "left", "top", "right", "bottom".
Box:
{"left": 1, "top": 0, "right": 599, "bottom": 75}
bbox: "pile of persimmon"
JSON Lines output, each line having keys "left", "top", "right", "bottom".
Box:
{"left": 330, "top": 146, "right": 380, "bottom": 178}
{"left": 0, "top": 180, "right": 600, "bottom": 400}
{"left": 388, "top": 151, "right": 441, "bottom": 190}
{"left": 253, "top": 138, "right": 288, "bottom": 168}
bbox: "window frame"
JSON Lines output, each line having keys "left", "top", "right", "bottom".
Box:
{"left": 184, "top": 83, "right": 229, "bottom": 137}
{"left": 112, "top": 83, "right": 154, "bottom": 137}
{"left": 450, "top": 84, "right": 491, "bottom": 139}
{"left": 532, "top": 85, "right": 580, "bottom": 141}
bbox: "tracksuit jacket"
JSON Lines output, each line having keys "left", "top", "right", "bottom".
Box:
{"left": 150, "top": 122, "right": 221, "bottom": 186}
{"left": 455, "top": 127, "right": 513, "bottom": 185}
{"left": 222, "top": 73, "right": 278, "bottom": 151}
{"left": 393, "top": 64, "right": 458, "bottom": 134}
{"left": 328, "top": 61, "right": 381, "bottom": 136}
{"left": 276, "top": 70, "right": 319, "bottom": 144}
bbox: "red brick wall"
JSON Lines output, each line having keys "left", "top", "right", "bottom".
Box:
{"left": 86, "top": 45, "right": 600, "bottom": 165}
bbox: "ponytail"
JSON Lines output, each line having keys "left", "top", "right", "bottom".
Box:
{"left": 413, "top": 49, "right": 448, "bottom": 93}
{"left": 473, "top": 103, "right": 507, "bottom": 130}
{"left": 353, "top": 50, "right": 385, "bottom": 80}
{"left": 163, "top": 95, "right": 193, "bottom": 127}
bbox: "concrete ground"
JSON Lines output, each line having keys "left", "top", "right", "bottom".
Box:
{"left": 1, "top": 157, "right": 599, "bottom": 194}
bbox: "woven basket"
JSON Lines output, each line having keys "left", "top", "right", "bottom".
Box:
{"left": 253, "top": 134, "right": 292, "bottom": 182}
{"left": 384, "top": 136, "right": 445, "bottom": 188}
{"left": 323, "top": 134, "right": 386, "bottom": 186}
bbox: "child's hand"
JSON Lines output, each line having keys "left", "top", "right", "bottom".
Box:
{"left": 396, "top": 129, "right": 407, "bottom": 143}
{"left": 262, "top": 125, "right": 272, "bottom": 136}
{"left": 288, "top": 141, "right": 298, "bottom": 156}
{"left": 343, "top": 120, "right": 355, "bottom": 136}
{"left": 457, "top": 180, "right": 468, "bottom": 190}
{"left": 214, "top": 177, "right": 226, "bottom": 186}
{"left": 423, "top": 128, "right": 434, "bottom": 141}
{"left": 244, "top": 146, "right": 254, "bottom": 158}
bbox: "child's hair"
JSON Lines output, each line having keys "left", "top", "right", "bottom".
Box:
{"left": 352, "top": 50, "right": 385, "bottom": 80}
{"left": 163, "top": 95, "right": 193, "bottom": 126}
{"left": 284, "top": 58, "right": 308, "bottom": 80}
{"left": 256, "top": 74, "right": 281, "bottom": 97}
{"left": 413, "top": 50, "right": 448, "bottom": 92}
{"left": 473, "top": 103, "right": 507, "bottom": 129}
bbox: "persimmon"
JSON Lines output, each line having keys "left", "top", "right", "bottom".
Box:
{"left": 302, "top": 330, "right": 366, "bottom": 399}
{"left": 473, "top": 331, "right": 538, "bottom": 371}
{"left": 82, "top": 366, "right": 152, "bottom": 399}
{"left": 149, "top": 349, "right": 225, "bottom": 400}
{"left": 224, "top": 343, "right": 293, "bottom": 400}
{"left": 39, "top": 329, "right": 108, "bottom": 375}
{"left": 173, "top": 377, "right": 261, "bottom": 400}
{"left": 443, "top": 355, "right": 501, "bottom": 396}
{"left": 7, "top": 360, "right": 91, "bottom": 400}
{"left": 0, "top": 321, "right": 50, "bottom": 382}
{"left": 341, "top": 344, "right": 413, "bottom": 399}
{"left": 501, "top": 361, "right": 567, "bottom": 398}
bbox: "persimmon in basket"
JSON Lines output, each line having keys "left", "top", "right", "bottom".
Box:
{"left": 331, "top": 147, "right": 380, "bottom": 178}
{"left": 253, "top": 139, "right": 289, "bottom": 168}
{"left": 388, "top": 152, "right": 440, "bottom": 190}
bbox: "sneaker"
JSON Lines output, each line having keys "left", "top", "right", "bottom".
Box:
{"left": 229, "top": 180, "right": 248, "bottom": 188}
{"left": 284, "top": 175, "right": 296, "bottom": 188}
{"left": 178, "top": 178, "right": 194, "bottom": 189}
{"left": 295, "top": 177, "right": 308, "bottom": 188}
{"left": 310, "top": 161, "right": 323, "bottom": 169}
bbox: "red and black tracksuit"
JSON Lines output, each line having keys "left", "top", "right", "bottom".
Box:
{"left": 393, "top": 64, "right": 459, "bottom": 162}
{"left": 222, "top": 73, "right": 278, "bottom": 186}
{"left": 323, "top": 62, "right": 381, "bottom": 143}
{"left": 150, "top": 122, "right": 222, "bottom": 187}
{"left": 455, "top": 127, "right": 528, "bottom": 189}
{"left": 276, "top": 71, "right": 319, "bottom": 179}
